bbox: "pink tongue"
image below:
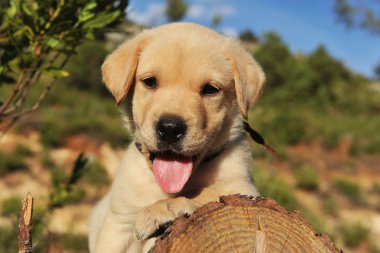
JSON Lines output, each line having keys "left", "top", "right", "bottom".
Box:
{"left": 152, "top": 155, "right": 193, "bottom": 193}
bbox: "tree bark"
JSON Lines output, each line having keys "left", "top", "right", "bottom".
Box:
{"left": 151, "top": 195, "right": 342, "bottom": 253}
{"left": 19, "top": 192, "right": 33, "bottom": 253}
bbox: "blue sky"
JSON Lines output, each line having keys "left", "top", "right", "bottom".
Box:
{"left": 127, "top": 0, "right": 380, "bottom": 78}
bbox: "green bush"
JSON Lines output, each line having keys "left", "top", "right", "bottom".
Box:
{"left": 0, "top": 227, "right": 18, "bottom": 253}
{"left": 334, "top": 178, "right": 363, "bottom": 205}
{"left": 1, "top": 197, "right": 22, "bottom": 216}
{"left": 83, "top": 160, "right": 110, "bottom": 186}
{"left": 300, "top": 208, "right": 325, "bottom": 234}
{"left": 14, "top": 144, "right": 33, "bottom": 157}
{"left": 31, "top": 83, "right": 130, "bottom": 148}
{"left": 322, "top": 196, "right": 339, "bottom": 217}
{"left": 295, "top": 164, "right": 319, "bottom": 191}
{"left": 57, "top": 233, "right": 89, "bottom": 252}
{"left": 0, "top": 150, "right": 28, "bottom": 176}
{"left": 49, "top": 166, "right": 86, "bottom": 208}
{"left": 339, "top": 222, "right": 370, "bottom": 247}
{"left": 253, "top": 166, "right": 297, "bottom": 211}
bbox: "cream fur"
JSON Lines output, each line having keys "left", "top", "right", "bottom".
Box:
{"left": 89, "top": 22, "right": 265, "bottom": 253}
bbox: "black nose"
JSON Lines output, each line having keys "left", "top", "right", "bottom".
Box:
{"left": 156, "top": 115, "right": 187, "bottom": 144}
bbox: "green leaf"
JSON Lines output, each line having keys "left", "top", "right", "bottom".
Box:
{"left": 83, "top": 2, "right": 97, "bottom": 11}
{"left": 83, "top": 11, "right": 120, "bottom": 29}
{"left": 78, "top": 12, "right": 95, "bottom": 23}
{"left": 21, "top": 3, "right": 33, "bottom": 17}
{"left": 42, "top": 68, "right": 70, "bottom": 78}
{"left": 6, "top": 0, "right": 19, "bottom": 18}
{"left": 78, "top": 2, "right": 97, "bottom": 23}
{"left": 46, "top": 37, "right": 60, "bottom": 48}
{"left": 84, "top": 32, "right": 95, "bottom": 40}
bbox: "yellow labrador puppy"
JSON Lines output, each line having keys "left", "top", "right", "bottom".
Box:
{"left": 89, "top": 22, "right": 265, "bottom": 253}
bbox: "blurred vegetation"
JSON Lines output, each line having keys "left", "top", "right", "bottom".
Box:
{"left": 49, "top": 153, "right": 88, "bottom": 208}
{"left": 56, "top": 233, "right": 89, "bottom": 252}
{"left": 165, "top": 0, "right": 188, "bottom": 22}
{"left": 339, "top": 222, "right": 370, "bottom": 247}
{"left": 0, "top": 151, "right": 108, "bottom": 252}
{"left": 253, "top": 163, "right": 297, "bottom": 211}
{"left": 322, "top": 195, "right": 340, "bottom": 217}
{"left": 334, "top": 177, "right": 364, "bottom": 205}
{"left": 295, "top": 164, "right": 319, "bottom": 191}
{"left": 0, "top": 145, "right": 30, "bottom": 175}
{"left": 334, "top": 0, "right": 380, "bottom": 35}
{"left": 1, "top": 196, "right": 22, "bottom": 217}
{"left": 250, "top": 32, "right": 380, "bottom": 155}
{"left": 239, "top": 29, "right": 258, "bottom": 42}
{"left": 83, "top": 160, "right": 110, "bottom": 186}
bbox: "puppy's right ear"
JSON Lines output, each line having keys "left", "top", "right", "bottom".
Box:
{"left": 102, "top": 32, "right": 150, "bottom": 105}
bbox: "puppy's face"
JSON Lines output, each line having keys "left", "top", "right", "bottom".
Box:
{"left": 102, "top": 23, "right": 265, "bottom": 194}
{"left": 133, "top": 35, "right": 236, "bottom": 157}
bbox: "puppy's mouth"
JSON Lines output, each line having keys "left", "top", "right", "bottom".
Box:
{"left": 148, "top": 151, "right": 194, "bottom": 194}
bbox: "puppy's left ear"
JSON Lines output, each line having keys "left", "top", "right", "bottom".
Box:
{"left": 227, "top": 41, "right": 265, "bottom": 119}
{"left": 102, "top": 32, "right": 150, "bottom": 105}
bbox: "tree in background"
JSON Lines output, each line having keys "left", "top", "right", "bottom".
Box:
{"left": 239, "top": 29, "right": 258, "bottom": 43}
{"left": 165, "top": 0, "right": 188, "bottom": 22}
{"left": 334, "top": 0, "right": 380, "bottom": 78}
{"left": 375, "top": 62, "right": 380, "bottom": 81}
{"left": 334, "top": 0, "right": 380, "bottom": 34}
{"left": 211, "top": 15, "right": 222, "bottom": 29}
{"left": 0, "top": 0, "right": 128, "bottom": 133}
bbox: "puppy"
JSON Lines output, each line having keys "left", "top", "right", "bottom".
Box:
{"left": 89, "top": 22, "right": 265, "bottom": 253}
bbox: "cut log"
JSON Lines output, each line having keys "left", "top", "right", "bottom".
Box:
{"left": 150, "top": 195, "right": 342, "bottom": 253}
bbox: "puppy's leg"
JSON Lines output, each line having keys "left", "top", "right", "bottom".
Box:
{"left": 89, "top": 193, "right": 111, "bottom": 252}
{"left": 142, "top": 238, "right": 157, "bottom": 253}
{"left": 92, "top": 212, "right": 142, "bottom": 253}
{"left": 134, "top": 197, "right": 198, "bottom": 240}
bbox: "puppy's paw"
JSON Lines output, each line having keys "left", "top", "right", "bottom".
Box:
{"left": 134, "top": 197, "right": 197, "bottom": 241}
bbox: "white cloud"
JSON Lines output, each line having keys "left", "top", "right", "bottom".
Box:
{"left": 220, "top": 26, "right": 238, "bottom": 37}
{"left": 188, "top": 4, "right": 206, "bottom": 19}
{"left": 127, "top": 3, "right": 166, "bottom": 26}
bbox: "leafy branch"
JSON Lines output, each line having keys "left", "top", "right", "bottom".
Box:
{"left": 0, "top": 0, "right": 128, "bottom": 133}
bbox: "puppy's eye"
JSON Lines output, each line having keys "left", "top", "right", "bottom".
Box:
{"left": 142, "top": 77, "right": 157, "bottom": 89}
{"left": 201, "top": 83, "right": 220, "bottom": 96}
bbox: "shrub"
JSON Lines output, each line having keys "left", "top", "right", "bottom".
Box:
{"left": 334, "top": 178, "right": 363, "bottom": 205}
{"left": 14, "top": 144, "right": 33, "bottom": 157}
{"left": 32, "top": 84, "right": 130, "bottom": 148}
{"left": 300, "top": 209, "right": 325, "bottom": 234}
{"left": 322, "top": 196, "right": 339, "bottom": 217}
{"left": 295, "top": 164, "right": 319, "bottom": 191}
{"left": 1, "top": 197, "right": 22, "bottom": 217}
{"left": 57, "top": 233, "right": 89, "bottom": 252}
{"left": 0, "top": 227, "right": 18, "bottom": 253}
{"left": 253, "top": 166, "right": 297, "bottom": 211}
{"left": 0, "top": 150, "right": 27, "bottom": 176}
{"left": 83, "top": 161, "right": 110, "bottom": 186}
{"left": 339, "top": 222, "right": 370, "bottom": 248}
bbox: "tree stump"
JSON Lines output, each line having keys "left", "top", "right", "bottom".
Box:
{"left": 150, "top": 195, "right": 342, "bottom": 253}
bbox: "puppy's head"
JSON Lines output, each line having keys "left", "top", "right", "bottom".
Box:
{"left": 102, "top": 23, "right": 265, "bottom": 193}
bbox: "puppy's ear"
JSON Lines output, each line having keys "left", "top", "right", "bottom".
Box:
{"left": 227, "top": 42, "right": 265, "bottom": 119}
{"left": 102, "top": 32, "right": 150, "bottom": 105}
